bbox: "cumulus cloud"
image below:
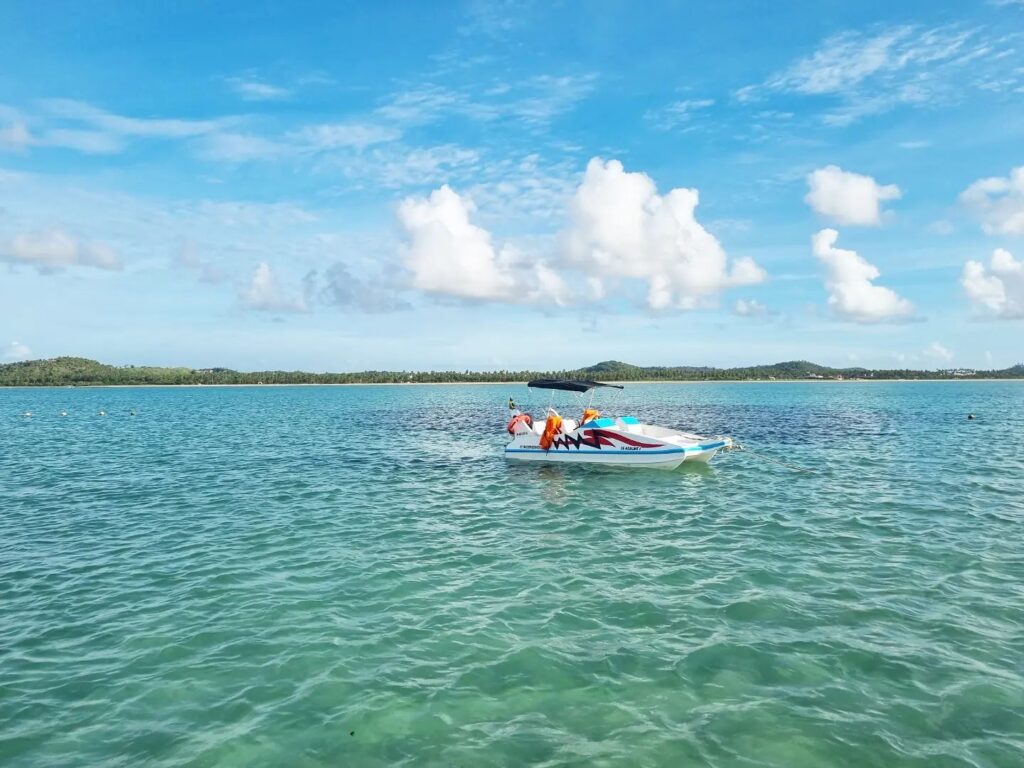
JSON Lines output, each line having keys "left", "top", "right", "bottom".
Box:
{"left": 805, "top": 165, "right": 901, "bottom": 226}
{"left": 395, "top": 158, "right": 765, "bottom": 310}
{"left": 564, "top": 158, "right": 765, "bottom": 309}
{"left": 961, "top": 248, "right": 1024, "bottom": 318}
{"left": 812, "top": 228, "right": 913, "bottom": 322}
{"left": 959, "top": 167, "right": 1024, "bottom": 235}
{"left": 241, "top": 262, "right": 307, "bottom": 313}
{"left": 397, "top": 184, "right": 567, "bottom": 305}
{"left": 3, "top": 341, "right": 31, "bottom": 361}
{"left": 2, "top": 230, "right": 122, "bottom": 272}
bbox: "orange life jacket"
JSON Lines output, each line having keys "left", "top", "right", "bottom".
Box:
{"left": 507, "top": 413, "right": 533, "bottom": 434}
{"left": 539, "top": 414, "right": 563, "bottom": 450}
{"left": 580, "top": 408, "right": 600, "bottom": 426}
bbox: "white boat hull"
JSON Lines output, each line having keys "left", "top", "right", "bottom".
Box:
{"left": 504, "top": 421, "right": 731, "bottom": 470}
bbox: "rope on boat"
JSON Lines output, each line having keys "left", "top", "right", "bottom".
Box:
{"left": 725, "top": 442, "right": 819, "bottom": 474}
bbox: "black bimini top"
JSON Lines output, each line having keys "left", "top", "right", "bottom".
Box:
{"left": 527, "top": 379, "right": 625, "bottom": 393}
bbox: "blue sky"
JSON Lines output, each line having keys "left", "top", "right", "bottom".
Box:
{"left": 1, "top": 0, "right": 1022, "bottom": 371}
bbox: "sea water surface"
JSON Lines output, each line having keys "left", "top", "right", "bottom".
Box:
{"left": 1, "top": 382, "right": 1022, "bottom": 767}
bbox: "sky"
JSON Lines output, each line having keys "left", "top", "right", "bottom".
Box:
{"left": 1, "top": 0, "right": 1022, "bottom": 372}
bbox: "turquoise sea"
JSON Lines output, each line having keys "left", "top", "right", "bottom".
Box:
{"left": 1, "top": 381, "right": 1022, "bottom": 767}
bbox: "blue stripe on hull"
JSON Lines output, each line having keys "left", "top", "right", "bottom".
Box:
{"left": 505, "top": 447, "right": 685, "bottom": 455}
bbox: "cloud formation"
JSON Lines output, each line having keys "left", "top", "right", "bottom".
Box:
{"left": 740, "top": 25, "right": 1020, "bottom": 125}
{"left": 395, "top": 159, "right": 765, "bottom": 311}
{"left": 41, "top": 99, "right": 224, "bottom": 138}
{"left": 2, "top": 230, "right": 122, "bottom": 272}
{"left": 241, "top": 262, "right": 308, "bottom": 313}
{"left": 565, "top": 158, "right": 764, "bottom": 309}
{"left": 805, "top": 165, "right": 901, "bottom": 226}
{"left": 397, "top": 184, "right": 566, "bottom": 304}
{"left": 289, "top": 122, "right": 401, "bottom": 151}
{"left": 645, "top": 98, "right": 715, "bottom": 131}
{"left": 812, "top": 228, "right": 913, "bottom": 322}
{"left": 961, "top": 248, "right": 1024, "bottom": 319}
{"left": 959, "top": 167, "right": 1024, "bottom": 235}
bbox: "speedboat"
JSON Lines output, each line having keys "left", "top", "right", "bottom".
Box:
{"left": 504, "top": 379, "right": 732, "bottom": 470}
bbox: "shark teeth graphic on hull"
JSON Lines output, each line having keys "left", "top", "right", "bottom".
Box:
{"left": 549, "top": 428, "right": 663, "bottom": 451}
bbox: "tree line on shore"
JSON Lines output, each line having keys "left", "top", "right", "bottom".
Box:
{"left": 1, "top": 357, "right": 1022, "bottom": 386}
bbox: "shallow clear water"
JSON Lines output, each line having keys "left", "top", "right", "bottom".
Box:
{"left": 1, "top": 382, "right": 1023, "bottom": 767}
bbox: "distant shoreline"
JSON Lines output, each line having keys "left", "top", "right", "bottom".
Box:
{"left": 3, "top": 357, "right": 1021, "bottom": 387}
{"left": 1, "top": 378, "right": 1019, "bottom": 389}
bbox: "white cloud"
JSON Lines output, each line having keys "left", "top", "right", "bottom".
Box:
{"left": 342, "top": 144, "right": 481, "bottom": 189}
{"left": 0, "top": 111, "right": 122, "bottom": 154}
{"left": 733, "top": 298, "right": 771, "bottom": 317}
{"left": 227, "top": 78, "right": 290, "bottom": 101}
{"left": 396, "top": 185, "right": 565, "bottom": 304}
{"left": 241, "top": 262, "right": 307, "bottom": 313}
{"left": 925, "top": 341, "right": 954, "bottom": 362}
{"left": 959, "top": 167, "right": 1024, "bottom": 235}
{"left": 3, "top": 341, "right": 31, "bottom": 361}
{"left": 41, "top": 99, "right": 224, "bottom": 138}
{"left": 2, "top": 230, "right": 122, "bottom": 272}
{"left": 742, "top": 25, "right": 1020, "bottom": 125}
{"left": 962, "top": 248, "right": 1024, "bottom": 318}
{"left": 805, "top": 165, "right": 901, "bottom": 226}
{"left": 375, "top": 85, "right": 464, "bottom": 126}
{"left": 3, "top": 99, "right": 232, "bottom": 157}
{"left": 375, "top": 73, "right": 597, "bottom": 130}
{"left": 645, "top": 98, "right": 715, "bottom": 131}
{"left": 506, "top": 74, "right": 599, "bottom": 127}
{"left": 564, "top": 158, "right": 765, "bottom": 310}
{"left": 812, "top": 228, "right": 913, "bottom": 322}
{"left": 289, "top": 122, "right": 401, "bottom": 151}
{"left": 41, "top": 128, "right": 122, "bottom": 154}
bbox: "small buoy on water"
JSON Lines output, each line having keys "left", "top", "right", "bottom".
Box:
{"left": 98, "top": 410, "right": 106, "bottom": 416}
{"left": 130, "top": 410, "right": 136, "bottom": 417}
{"left": 60, "top": 410, "right": 68, "bottom": 417}
{"left": 967, "top": 413, "right": 976, "bottom": 420}
{"left": 22, "top": 411, "right": 32, "bottom": 417}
